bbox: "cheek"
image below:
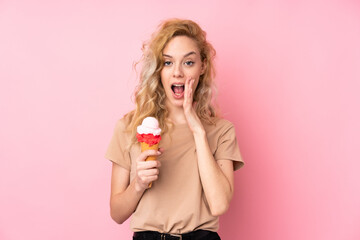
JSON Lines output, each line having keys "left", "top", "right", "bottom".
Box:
{"left": 185, "top": 68, "right": 202, "bottom": 79}
{"left": 160, "top": 68, "right": 172, "bottom": 79}
{"left": 160, "top": 71, "right": 167, "bottom": 86}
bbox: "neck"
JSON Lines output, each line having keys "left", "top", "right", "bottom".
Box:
{"left": 166, "top": 103, "right": 187, "bottom": 125}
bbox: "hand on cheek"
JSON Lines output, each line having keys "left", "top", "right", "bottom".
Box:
{"left": 183, "top": 77, "right": 194, "bottom": 111}
{"left": 183, "top": 77, "right": 204, "bottom": 134}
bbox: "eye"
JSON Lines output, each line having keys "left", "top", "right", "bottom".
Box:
{"left": 185, "top": 61, "right": 195, "bottom": 66}
{"left": 164, "top": 61, "right": 172, "bottom": 66}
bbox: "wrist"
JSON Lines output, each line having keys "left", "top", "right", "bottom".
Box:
{"left": 134, "top": 179, "right": 146, "bottom": 194}
{"left": 193, "top": 128, "right": 206, "bottom": 138}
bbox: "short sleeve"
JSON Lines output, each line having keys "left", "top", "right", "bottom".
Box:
{"left": 214, "top": 122, "right": 244, "bottom": 171}
{"left": 104, "top": 119, "right": 131, "bottom": 170}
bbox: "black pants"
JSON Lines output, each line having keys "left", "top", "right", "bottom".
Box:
{"left": 133, "top": 230, "right": 221, "bottom": 240}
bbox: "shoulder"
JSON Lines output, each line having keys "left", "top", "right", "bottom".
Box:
{"left": 114, "top": 113, "right": 132, "bottom": 131}
{"left": 203, "top": 117, "right": 235, "bottom": 132}
{"left": 214, "top": 117, "right": 234, "bottom": 129}
{"left": 202, "top": 117, "right": 237, "bottom": 141}
{"left": 112, "top": 118, "right": 127, "bottom": 136}
{"left": 111, "top": 114, "right": 134, "bottom": 145}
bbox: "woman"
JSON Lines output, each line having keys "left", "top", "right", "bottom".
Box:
{"left": 105, "top": 19, "right": 244, "bottom": 240}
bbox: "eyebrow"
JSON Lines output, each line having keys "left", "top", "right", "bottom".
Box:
{"left": 163, "top": 51, "right": 197, "bottom": 58}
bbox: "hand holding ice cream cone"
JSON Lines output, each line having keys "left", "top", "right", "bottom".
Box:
{"left": 136, "top": 117, "right": 162, "bottom": 188}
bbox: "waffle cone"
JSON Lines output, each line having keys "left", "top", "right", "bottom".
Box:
{"left": 140, "top": 142, "right": 159, "bottom": 188}
{"left": 140, "top": 142, "right": 159, "bottom": 161}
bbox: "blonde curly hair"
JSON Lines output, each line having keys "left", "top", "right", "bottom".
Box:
{"left": 125, "top": 18, "right": 217, "bottom": 143}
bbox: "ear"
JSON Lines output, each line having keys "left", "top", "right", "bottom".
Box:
{"left": 200, "top": 59, "right": 207, "bottom": 75}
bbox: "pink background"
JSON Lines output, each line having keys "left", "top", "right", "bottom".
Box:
{"left": 1, "top": 0, "right": 359, "bottom": 239}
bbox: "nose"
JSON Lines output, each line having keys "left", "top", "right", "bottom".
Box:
{"left": 172, "top": 64, "right": 184, "bottom": 78}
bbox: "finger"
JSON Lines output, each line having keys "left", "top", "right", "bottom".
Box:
{"left": 188, "top": 82, "right": 192, "bottom": 99}
{"left": 188, "top": 79, "right": 196, "bottom": 100}
{"left": 186, "top": 77, "right": 193, "bottom": 98}
{"left": 137, "top": 160, "right": 161, "bottom": 170}
{"left": 137, "top": 149, "right": 161, "bottom": 162}
{"left": 188, "top": 78, "right": 194, "bottom": 90}
{"left": 139, "top": 168, "right": 160, "bottom": 177}
{"left": 138, "top": 175, "right": 158, "bottom": 188}
{"left": 144, "top": 175, "right": 158, "bottom": 184}
{"left": 183, "top": 78, "right": 189, "bottom": 105}
{"left": 184, "top": 77, "right": 193, "bottom": 107}
{"left": 138, "top": 168, "right": 160, "bottom": 186}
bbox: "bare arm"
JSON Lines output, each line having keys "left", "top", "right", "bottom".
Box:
{"left": 183, "top": 78, "right": 234, "bottom": 216}
{"left": 109, "top": 149, "right": 161, "bottom": 224}
{"left": 193, "top": 132, "right": 234, "bottom": 216}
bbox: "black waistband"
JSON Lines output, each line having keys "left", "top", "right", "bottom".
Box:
{"left": 133, "top": 229, "right": 219, "bottom": 240}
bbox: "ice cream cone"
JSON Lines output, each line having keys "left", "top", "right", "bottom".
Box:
{"left": 140, "top": 142, "right": 159, "bottom": 161}
{"left": 137, "top": 117, "right": 162, "bottom": 188}
{"left": 140, "top": 142, "right": 159, "bottom": 188}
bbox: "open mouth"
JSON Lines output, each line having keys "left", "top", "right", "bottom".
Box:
{"left": 171, "top": 83, "right": 185, "bottom": 98}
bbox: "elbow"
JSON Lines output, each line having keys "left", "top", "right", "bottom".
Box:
{"left": 110, "top": 196, "right": 130, "bottom": 224}
{"left": 110, "top": 210, "right": 126, "bottom": 224}
{"left": 210, "top": 202, "right": 230, "bottom": 217}
{"left": 209, "top": 190, "right": 233, "bottom": 217}
{"left": 110, "top": 213, "right": 122, "bottom": 224}
{"left": 111, "top": 214, "right": 126, "bottom": 225}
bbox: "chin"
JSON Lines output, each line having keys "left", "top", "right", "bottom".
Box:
{"left": 171, "top": 99, "right": 184, "bottom": 107}
{"left": 166, "top": 97, "right": 184, "bottom": 108}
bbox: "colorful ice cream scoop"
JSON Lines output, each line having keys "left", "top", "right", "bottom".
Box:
{"left": 136, "top": 117, "right": 161, "bottom": 147}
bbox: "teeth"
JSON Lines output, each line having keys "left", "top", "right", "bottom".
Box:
{"left": 172, "top": 84, "right": 184, "bottom": 87}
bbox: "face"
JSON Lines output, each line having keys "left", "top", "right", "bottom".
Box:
{"left": 160, "top": 35, "right": 205, "bottom": 108}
